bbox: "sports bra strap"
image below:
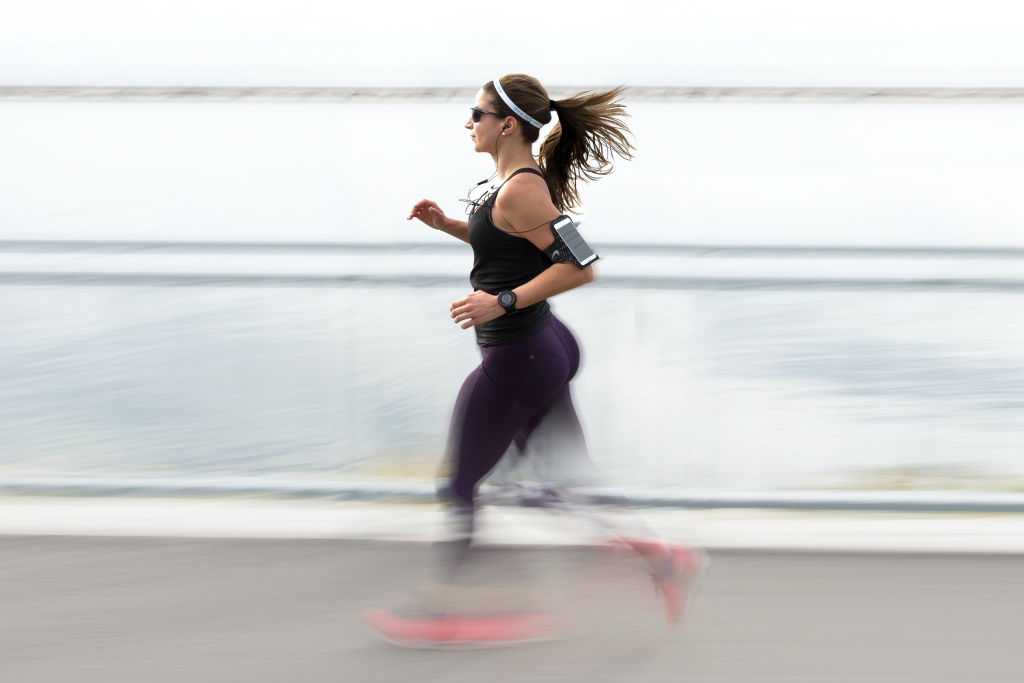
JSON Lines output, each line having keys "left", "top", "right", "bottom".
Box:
{"left": 507, "top": 168, "right": 544, "bottom": 180}
{"left": 488, "top": 168, "right": 544, "bottom": 206}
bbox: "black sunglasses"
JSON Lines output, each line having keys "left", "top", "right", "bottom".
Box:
{"left": 470, "top": 106, "right": 502, "bottom": 123}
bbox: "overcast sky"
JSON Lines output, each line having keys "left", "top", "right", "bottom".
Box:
{"left": 3, "top": 0, "right": 1023, "bottom": 87}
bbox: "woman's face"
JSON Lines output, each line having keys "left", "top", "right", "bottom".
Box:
{"left": 466, "top": 88, "right": 506, "bottom": 153}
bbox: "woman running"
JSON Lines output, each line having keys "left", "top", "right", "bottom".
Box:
{"left": 364, "top": 74, "right": 706, "bottom": 647}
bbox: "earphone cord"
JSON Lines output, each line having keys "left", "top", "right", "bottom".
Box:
{"left": 465, "top": 123, "right": 555, "bottom": 234}
{"left": 461, "top": 124, "right": 503, "bottom": 209}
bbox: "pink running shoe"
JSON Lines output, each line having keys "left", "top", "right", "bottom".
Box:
{"left": 654, "top": 544, "right": 709, "bottom": 625}
{"left": 601, "top": 538, "right": 709, "bottom": 625}
{"left": 362, "top": 608, "right": 572, "bottom": 649}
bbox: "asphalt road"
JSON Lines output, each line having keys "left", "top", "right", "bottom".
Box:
{"left": 1, "top": 536, "right": 1022, "bottom": 683}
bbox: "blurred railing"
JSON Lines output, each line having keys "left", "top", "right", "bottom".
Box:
{"left": 3, "top": 240, "right": 1024, "bottom": 290}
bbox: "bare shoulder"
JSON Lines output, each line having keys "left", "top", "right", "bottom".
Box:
{"left": 492, "top": 171, "right": 559, "bottom": 235}
{"left": 500, "top": 170, "right": 549, "bottom": 202}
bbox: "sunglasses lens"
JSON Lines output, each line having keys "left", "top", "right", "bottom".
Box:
{"left": 471, "top": 108, "right": 482, "bottom": 122}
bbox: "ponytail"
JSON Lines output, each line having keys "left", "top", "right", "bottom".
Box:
{"left": 539, "top": 88, "right": 634, "bottom": 212}
{"left": 486, "top": 75, "right": 635, "bottom": 213}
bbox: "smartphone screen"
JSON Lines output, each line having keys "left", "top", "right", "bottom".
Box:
{"left": 553, "top": 216, "right": 599, "bottom": 266}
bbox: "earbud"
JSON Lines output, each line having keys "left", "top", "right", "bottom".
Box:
{"left": 502, "top": 123, "right": 510, "bottom": 131}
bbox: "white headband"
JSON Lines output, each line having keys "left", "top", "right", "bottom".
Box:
{"left": 493, "top": 77, "right": 543, "bottom": 129}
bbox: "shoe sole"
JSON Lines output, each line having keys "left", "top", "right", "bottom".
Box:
{"left": 362, "top": 609, "right": 572, "bottom": 650}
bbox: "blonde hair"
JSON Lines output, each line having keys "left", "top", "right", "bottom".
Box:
{"left": 486, "top": 74, "right": 635, "bottom": 212}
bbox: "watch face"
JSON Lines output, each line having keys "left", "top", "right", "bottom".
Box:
{"left": 499, "top": 292, "right": 515, "bottom": 307}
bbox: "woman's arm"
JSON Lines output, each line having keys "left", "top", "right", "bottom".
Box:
{"left": 450, "top": 175, "right": 596, "bottom": 329}
{"left": 408, "top": 199, "right": 469, "bottom": 244}
{"left": 449, "top": 262, "right": 595, "bottom": 329}
{"left": 509, "top": 262, "right": 595, "bottom": 309}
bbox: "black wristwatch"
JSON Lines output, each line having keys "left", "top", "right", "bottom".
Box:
{"left": 497, "top": 290, "right": 518, "bottom": 315}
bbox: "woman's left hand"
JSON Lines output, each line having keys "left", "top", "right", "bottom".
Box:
{"left": 450, "top": 291, "right": 503, "bottom": 329}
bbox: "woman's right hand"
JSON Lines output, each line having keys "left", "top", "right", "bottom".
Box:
{"left": 407, "top": 199, "right": 449, "bottom": 231}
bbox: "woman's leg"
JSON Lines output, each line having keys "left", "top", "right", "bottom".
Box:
{"left": 506, "top": 319, "right": 696, "bottom": 590}
{"left": 446, "top": 323, "right": 575, "bottom": 507}
{"left": 434, "top": 322, "right": 576, "bottom": 583}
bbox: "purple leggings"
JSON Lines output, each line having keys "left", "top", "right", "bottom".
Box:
{"left": 443, "top": 315, "right": 587, "bottom": 507}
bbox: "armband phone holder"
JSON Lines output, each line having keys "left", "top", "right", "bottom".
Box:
{"left": 543, "top": 215, "right": 599, "bottom": 269}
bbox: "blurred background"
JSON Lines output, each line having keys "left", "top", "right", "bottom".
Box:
{"left": 2, "top": 0, "right": 1023, "bottom": 498}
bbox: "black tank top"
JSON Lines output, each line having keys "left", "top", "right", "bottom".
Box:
{"left": 468, "top": 168, "right": 553, "bottom": 347}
